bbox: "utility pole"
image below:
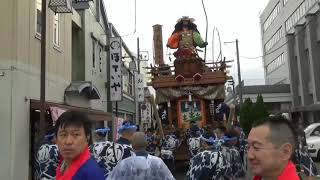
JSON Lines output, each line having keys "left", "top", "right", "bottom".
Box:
{"left": 235, "top": 39, "right": 243, "bottom": 108}
{"left": 40, "top": 0, "right": 47, "bottom": 139}
{"left": 136, "top": 37, "right": 141, "bottom": 127}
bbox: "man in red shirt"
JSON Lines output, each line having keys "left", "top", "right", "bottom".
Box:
{"left": 247, "top": 115, "right": 300, "bottom": 180}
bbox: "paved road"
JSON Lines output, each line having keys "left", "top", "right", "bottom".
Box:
{"left": 173, "top": 161, "right": 320, "bottom": 180}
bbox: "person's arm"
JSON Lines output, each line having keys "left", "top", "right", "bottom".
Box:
{"left": 193, "top": 32, "right": 207, "bottom": 48}
{"left": 167, "top": 33, "right": 180, "bottom": 49}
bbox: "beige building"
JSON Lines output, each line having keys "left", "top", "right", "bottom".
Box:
{"left": 0, "top": 0, "right": 112, "bottom": 179}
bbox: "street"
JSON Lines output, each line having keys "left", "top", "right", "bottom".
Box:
{"left": 173, "top": 160, "right": 320, "bottom": 180}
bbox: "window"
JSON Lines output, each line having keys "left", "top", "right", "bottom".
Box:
{"left": 128, "top": 72, "right": 134, "bottom": 96}
{"left": 266, "top": 53, "right": 286, "bottom": 74}
{"left": 99, "top": 46, "right": 102, "bottom": 72}
{"left": 264, "top": 27, "right": 283, "bottom": 52}
{"left": 53, "top": 14, "right": 60, "bottom": 46}
{"left": 285, "top": 0, "right": 317, "bottom": 32}
{"left": 92, "top": 40, "right": 96, "bottom": 68}
{"left": 35, "top": 0, "right": 42, "bottom": 35}
{"left": 263, "top": 2, "right": 281, "bottom": 31}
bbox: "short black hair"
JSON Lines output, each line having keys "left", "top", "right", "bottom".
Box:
{"left": 252, "top": 115, "right": 296, "bottom": 149}
{"left": 55, "top": 111, "right": 92, "bottom": 138}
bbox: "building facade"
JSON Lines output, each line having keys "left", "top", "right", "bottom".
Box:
{"left": 0, "top": 0, "right": 113, "bottom": 179}
{"left": 260, "top": 0, "right": 319, "bottom": 85}
{"left": 0, "top": 0, "right": 72, "bottom": 179}
{"left": 287, "top": 8, "right": 320, "bottom": 123}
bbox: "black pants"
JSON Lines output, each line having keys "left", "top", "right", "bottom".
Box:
{"left": 163, "top": 159, "right": 175, "bottom": 173}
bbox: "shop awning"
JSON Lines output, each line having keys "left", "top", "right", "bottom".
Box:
{"left": 65, "top": 81, "right": 101, "bottom": 99}
{"left": 30, "top": 99, "right": 112, "bottom": 122}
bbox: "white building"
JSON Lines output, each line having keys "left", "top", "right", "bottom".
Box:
{"left": 260, "top": 0, "right": 319, "bottom": 85}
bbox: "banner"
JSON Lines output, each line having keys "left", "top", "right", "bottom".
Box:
{"left": 141, "top": 102, "right": 151, "bottom": 123}
{"left": 113, "top": 117, "right": 124, "bottom": 141}
{"left": 109, "top": 37, "right": 123, "bottom": 101}
{"left": 49, "top": 107, "right": 66, "bottom": 126}
{"left": 135, "top": 73, "right": 144, "bottom": 102}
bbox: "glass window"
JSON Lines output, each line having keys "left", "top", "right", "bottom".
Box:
{"left": 265, "top": 27, "right": 283, "bottom": 52}
{"left": 266, "top": 53, "right": 286, "bottom": 74}
{"left": 53, "top": 14, "right": 60, "bottom": 46}
{"left": 263, "top": 2, "right": 281, "bottom": 31}
{"left": 35, "top": 0, "right": 42, "bottom": 35}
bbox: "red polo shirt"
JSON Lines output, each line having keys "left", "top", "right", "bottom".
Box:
{"left": 253, "top": 161, "right": 299, "bottom": 180}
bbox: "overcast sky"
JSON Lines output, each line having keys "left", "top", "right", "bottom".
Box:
{"left": 104, "top": 0, "right": 270, "bottom": 85}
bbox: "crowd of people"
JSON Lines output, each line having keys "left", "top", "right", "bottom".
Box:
{"left": 34, "top": 110, "right": 319, "bottom": 180}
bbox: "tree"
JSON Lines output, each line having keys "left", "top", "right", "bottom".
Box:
{"left": 240, "top": 95, "right": 269, "bottom": 135}
{"left": 251, "top": 94, "right": 269, "bottom": 124}
{"left": 240, "top": 98, "right": 254, "bottom": 135}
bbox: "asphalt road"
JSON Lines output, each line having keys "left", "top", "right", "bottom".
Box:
{"left": 173, "top": 161, "right": 320, "bottom": 180}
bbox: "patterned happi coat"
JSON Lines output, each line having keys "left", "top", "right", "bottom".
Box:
{"left": 160, "top": 135, "right": 180, "bottom": 160}
{"left": 34, "top": 143, "right": 60, "bottom": 180}
{"left": 187, "top": 137, "right": 201, "bottom": 158}
{"left": 186, "top": 150, "right": 232, "bottom": 180}
{"left": 146, "top": 135, "right": 157, "bottom": 156}
{"left": 294, "top": 148, "right": 318, "bottom": 177}
{"left": 90, "top": 141, "right": 134, "bottom": 178}
{"left": 220, "top": 146, "right": 246, "bottom": 178}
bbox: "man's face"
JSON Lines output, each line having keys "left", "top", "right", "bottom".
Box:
{"left": 56, "top": 125, "right": 88, "bottom": 162}
{"left": 247, "top": 125, "right": 282, "bottom": 177}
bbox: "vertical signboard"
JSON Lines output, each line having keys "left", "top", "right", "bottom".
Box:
{"left": 135, "top": 73, "right": 144, "bottom": 102}
{"left": 109, "top": 37, "right": 122, "bottom": 101}
{"left": 141, "top": 102, "right": 151, "bottom": 123}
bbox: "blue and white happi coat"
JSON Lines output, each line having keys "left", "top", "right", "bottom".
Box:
{"left": 160, "top": 135, "right": 179, "bottom": 160}
{"left": 187, "top": 137, "right": 201, "bottom": 158}
{"left": 146, "top": 135, "right": 157, "bottom": 156}
{"left": 220, "top": 146, "right": 246, "bottom": 178}
{"left": 294, "top": 148, "right": 318, "bottom": 177}
{"left": 90, "top": 141, "right": 134, "bottom": 178}
{"left": 186, "top": 150, "right": 232, "bottom": 180}
{"left": 34, "top": 143, "right": 60, "bottom": 180}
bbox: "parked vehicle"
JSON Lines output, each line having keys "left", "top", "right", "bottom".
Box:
{"left": 305, "top": 123, "right": 320, "bottom": 161}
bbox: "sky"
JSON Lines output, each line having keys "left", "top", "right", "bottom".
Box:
{"left": 104, "top": 0, "right": 270, "bottom": 86}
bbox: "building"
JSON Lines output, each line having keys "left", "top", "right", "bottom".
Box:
{"left": 225, "top": 84, "right": 292, "bottom": 114}
{"left": 70, "top": 0, "right": 111, "bottom": 127}
{"left": 286, "top": 8, "right": 320, "bottom": 123}
{"left": 260, "top": 0, "right": 320, "bottom": 85}
{"left": 0, "top": 0, "right": 112, "bottom": 179}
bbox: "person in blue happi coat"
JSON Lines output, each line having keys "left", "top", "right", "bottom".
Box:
{"left": 160, "top": 128, "right": 180, "bottom": 173}
{"left": 90, "top": 126, "right": 134, "bottom": 178}
{"left": 34, "top": 130, "right": 60, "bottom": 180}
{"left": 186, "top": 133, "right": 232, "bottom": 180}
{"left": 55, "top": 111, "right": 104, "bottom": 180}
{"left": 146, "top": 128, "right": 158, "bottom": 156}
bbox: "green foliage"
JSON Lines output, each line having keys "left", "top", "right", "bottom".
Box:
{"left": 240, "top": 94, "right": 269, "bottom": 135}
{"left": 240, "top": 98, "right": 254, "bottom": 135}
